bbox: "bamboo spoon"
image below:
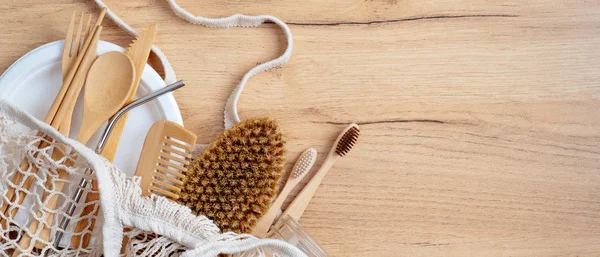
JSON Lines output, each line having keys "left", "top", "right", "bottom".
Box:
{"left": 74, "top": 51, "right": 136, "bottom": 143}
{"left": 100, "top": 24, "right": 157, "bottom": 159}
{"left": 15, "top": 51, "right": 135, "bottom": 254}
{"left": 61, "top": 52, "right": 134, "bottom": 249}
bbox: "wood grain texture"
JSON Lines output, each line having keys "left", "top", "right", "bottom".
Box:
{"left": 0, "top": 0, "right": 599, "bottom": 256}
{"left": 77, "top": 51, "right": 135, "bottom": 144}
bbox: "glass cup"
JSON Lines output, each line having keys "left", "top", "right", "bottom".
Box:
{"left": 266, "top": 215, "right": 328, "bottom": 257}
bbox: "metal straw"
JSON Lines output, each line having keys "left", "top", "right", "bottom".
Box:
{"left": 53, "top": 80, "right": 185, "bottom": 247}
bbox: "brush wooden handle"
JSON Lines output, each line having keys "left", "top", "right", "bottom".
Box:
{"left": 279, "top": 156, "right": 339, "bottom": 222}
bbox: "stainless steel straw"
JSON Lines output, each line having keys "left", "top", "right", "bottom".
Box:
{"left": 53, "top": 80, "right": 185, "bottom": 247}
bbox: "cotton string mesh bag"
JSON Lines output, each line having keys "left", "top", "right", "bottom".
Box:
{"left": 0, "top": 101, "right": 306, "bottom": 257}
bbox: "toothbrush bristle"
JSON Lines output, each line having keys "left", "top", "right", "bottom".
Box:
{"left": 293, "top": 149, "right": 316, "bottom": 178}
{"left": 335, "top": 125, "right": 360, "bottom": 157}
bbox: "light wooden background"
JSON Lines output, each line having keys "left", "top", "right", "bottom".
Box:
{"left": 1, "top": 0, "right": 600, "bottom": 256}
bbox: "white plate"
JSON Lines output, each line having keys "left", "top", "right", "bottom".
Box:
{"left": 0, "top": 40, "right": 183, "bottom": 176}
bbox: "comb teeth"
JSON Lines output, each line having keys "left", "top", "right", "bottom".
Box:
{"left": 293, "top": 148, "right": 317, "bottom": 178}
{"left": 150, "top": 136, "right": 195, "bottom": 200}
{"left": 335, "top": 125, "right": 360, "bottom": 157}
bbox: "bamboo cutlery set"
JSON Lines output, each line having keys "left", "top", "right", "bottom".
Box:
{"left": 2, "top": 8, "right": 168, "bottom": 254}
{"left": 2, "top": 8, "right": 360, "bottom": 256}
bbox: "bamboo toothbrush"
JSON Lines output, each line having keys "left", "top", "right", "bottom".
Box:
{"left": 280, "top": 124, "right": 359, "bottom": 221}
{"left": 252, "top": 148, "right": 317, "bottom": 237}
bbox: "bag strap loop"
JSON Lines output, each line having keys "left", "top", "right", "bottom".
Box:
{"left": 94, "top": 0, "right": 293, "bottom": 129}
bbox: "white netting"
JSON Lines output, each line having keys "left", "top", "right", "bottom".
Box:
{"left": 0, "top": 101, "right": 306, "bottom": 257}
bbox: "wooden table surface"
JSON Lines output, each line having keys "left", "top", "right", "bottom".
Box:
{"left": 1, "top": 0, "right": 599, "bottom": 256}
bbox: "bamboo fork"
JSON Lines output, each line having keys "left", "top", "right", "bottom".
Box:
{"left": 3, "top": 9, "right": 105, "bottom": 254}
{"left": 0, "top": 11, "right": 98, "bottom": 226}
{"left": 62, "top": 11, "right": 91, "bottom": 81}
{"left": 17, "top": 24, "right": 106, "bottom": 253}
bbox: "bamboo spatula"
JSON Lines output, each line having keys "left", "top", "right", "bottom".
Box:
{"left": 71, "top": 24, "right": 157, "bottom": 248}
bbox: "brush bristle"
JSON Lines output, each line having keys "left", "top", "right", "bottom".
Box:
{"left": 335, "top": 126, "right": 359, "bottom": 156}
{"left": 293, "top": 149, "right": 316, "bottom": 178}
{"left": 178, "top": 118, "right": 285, "bottom": 234}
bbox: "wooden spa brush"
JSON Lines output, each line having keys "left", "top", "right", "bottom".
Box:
{"left": 177, "top": 118, "right": 286, "bottom": 234}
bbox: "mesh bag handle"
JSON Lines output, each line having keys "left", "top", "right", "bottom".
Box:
{"left": 0, "top": 101, "right": 305, "bottom": 256}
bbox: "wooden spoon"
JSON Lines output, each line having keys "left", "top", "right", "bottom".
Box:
{"left": 76, "top": 51, "right": 136, "bottom": 144}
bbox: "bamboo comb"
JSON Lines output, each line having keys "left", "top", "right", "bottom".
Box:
{"left": 122, "top": 120, "right": 196, "bottom": 254}
{"left": 280, "top": 124, "right": 359, "bottom": 221}
{"left": 135, "top": 120, "right": 196, "bottom": 199}
{"left": 252, "top": 148, "right": 317, "bottom": 237}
